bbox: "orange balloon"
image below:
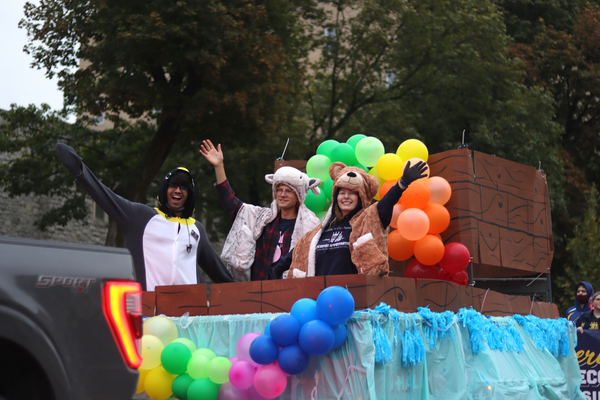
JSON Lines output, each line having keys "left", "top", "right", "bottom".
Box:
{"left": 424, "top": 203, "right": 450, "bottom": 234}
{"left": 426, "top": 176, "right": 451, "bottom": 205}
{"left": 400, "top": 181, "right": 430, "bottom": 209}
{"left": 388, "top": 230, "right": 415, "bottom": 261}
{"left": 402, "top": 158, "right": 430, "bottom": 181}
{"left": 397, "top": 208, "right": 429, "bottom": 241}
{"left": 390, "top": 204, "right": 405, "bottom": 229}
{"left": 379, "top": 180, "right": 398, "bottom": 200}
{"left": 414, "top": 235, "right": 445, "bottom": 266}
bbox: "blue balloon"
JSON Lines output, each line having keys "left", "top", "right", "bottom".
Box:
{"left": 264, "top": 320, "right": 272, "bottom": 336}
{"left": 278, "top": 344, "right": 310, "bottom": 376}
{"left": 317, "top": 286, "right": 355, "bottom": 326}
{"left": 290, "top": 298, "right": 318, "bottom": 327}
{"left": 331, "top": 324, "right": 347, "bottom": 350}
{"left": 298, "top": 320, "right": 334, "bottom": 357}
{"left": 249, "top": 334, "right": 279, "bottom": 365}
{"left": 270, "top": 314, "right": 301, "bottom": 346}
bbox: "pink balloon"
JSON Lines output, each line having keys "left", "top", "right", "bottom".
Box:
{"left": 229, "top": 360, "right": 256, "bottom": 390}
{"left": 229, "top": 356, "right": 239, "bottom": 364}
{"left": 219, "top": 381, "right": 249, "bottom": 400}
{"left": 246, "top": 385, "right": 273, "bottom": 400}
{"left": 254, "top": 364, "right": 288, "bottom": 399}
{"left": 236, "top": 333, "right": 261, "bottom": 367}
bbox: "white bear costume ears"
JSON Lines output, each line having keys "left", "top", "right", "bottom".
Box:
{"left": 265, "top": 166, "right": 321, "bottom": 205}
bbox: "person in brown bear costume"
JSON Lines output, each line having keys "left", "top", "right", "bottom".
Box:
{"left": 271, "top": 160, "right": 428, "bottom": 278}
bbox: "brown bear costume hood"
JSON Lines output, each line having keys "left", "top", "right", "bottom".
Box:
{"left": 285, "top": 162, "right": 391, "bottom": 278}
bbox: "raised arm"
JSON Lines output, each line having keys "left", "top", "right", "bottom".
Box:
{"left": 56, "top": 143, "right": 139, "bottom": 230}
{"left": 199, "top": 139, "right": 227, "bottom": 185}
{"left": 377, "top": 160, "right": 429, "bottom": 228}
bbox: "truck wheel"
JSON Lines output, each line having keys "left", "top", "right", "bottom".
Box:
{"left": 0, "top": 341, "right": 55, "bottom": 400}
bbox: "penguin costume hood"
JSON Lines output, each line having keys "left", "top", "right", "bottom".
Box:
{"left": 157, "top": 167, "right": 196, "bottom": 219}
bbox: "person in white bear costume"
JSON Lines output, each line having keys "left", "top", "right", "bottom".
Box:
{"left": 200, "top": 140, "right": 321, "bottom": 281}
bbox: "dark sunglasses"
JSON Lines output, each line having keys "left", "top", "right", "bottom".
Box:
{"left": 168, "top": 183, "right": 189, "bottom": 192}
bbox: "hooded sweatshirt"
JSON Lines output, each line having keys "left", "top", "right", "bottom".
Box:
{"left": 216, "top": 166, "right": 321, "bottom": 281}
{"left": 566, "top": 281, "right": 594, "bottom": 322}
{"left": 56, "top": 143, "right": 233, "bottom": 290}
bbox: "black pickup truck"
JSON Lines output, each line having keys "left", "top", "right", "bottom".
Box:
{"left": 0, "top": 236, "right": 141, "bottom": 400}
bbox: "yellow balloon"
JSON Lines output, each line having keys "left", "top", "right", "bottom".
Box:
{"left": 376, "top": 153, "right": 404, "bottom": 181}
{"left": 369, "top": 167, "right": 386, "bottom": 200}
{"left": 402, "top": 158, "right": 430, "bottom": 182}
{"left": 143, "top": 316, "right": 178, "bottom": 346}
{"left": 397, "top": 139, "right": 429, "bottom": 163}
{"left": 144, "top": 366, "right": 176, "bottom": 400}
{"left": 140, "top": 335, "right": 164, "bottom": 370}
{"left": 136, "top": 368, "right": 150, "bottom": 394}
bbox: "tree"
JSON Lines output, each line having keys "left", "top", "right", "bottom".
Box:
{"left": 300, "top": 0, "right": 563, "bottom": 176}
{"left": 2, "top": 0, "right": 315, "bottom": 245}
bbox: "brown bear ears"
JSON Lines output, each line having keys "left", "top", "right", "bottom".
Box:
{"left": 329, "top": 162, "right": 380, "bottom": 199}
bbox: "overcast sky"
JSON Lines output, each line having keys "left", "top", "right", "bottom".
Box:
{"left": 0, "top": 1, "right": 66, "bottom": 113}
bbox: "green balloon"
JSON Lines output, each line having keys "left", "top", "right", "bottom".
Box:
{"left": 172, "top": 338, "right": 197, "bottom": 354}
{"left": 306, "top": 154, "right": 332, "bottom": 182}
{"left": 304, "top": 189, "right": 327, "bottom": 214}
{"left": 354, "top": 162, "right": 369, "bottom": 173}
{"left": 207, "top": 357, "right": 232, "bottom": 385}
{"left": 187, "top": 378, "right": 220, "bottom": 400}
{"left": 172, "top": 373, "right": 194, "bottom": 400}
{"left": 187, "top": 353, "right": 210, "bottom": 379}
{"left": 193, "top": 348, "right": 216, "bottom": 361}
{"left": 346, "top": 134, "right": 367, "bottom": 149}
{"left": 316, "top": 140, "right": 339, "bottom": 159}
{"left": 323, "top": 178, "right": 334, "bottom": 201}
{"left": 355, "top": 137, "right": 385, "bottom": 168}
{"left": 161, "top": 343, "right": 192, "bottom": 375}
{"left": 316, "top": 211, "right": 327, "bottom": 221}
{"left": 329, "top": 143, "right": 357, "bottom": 166}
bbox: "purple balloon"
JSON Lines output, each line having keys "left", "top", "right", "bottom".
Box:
{"left": 246, "top": 384, "right": 272, "bottom": 400}
{"left": 269, "top": 314, "right": 301, "bottom": 346}
{"left": 229, "top": 356, "right": 239, "bottom": 364}
{"left": 228, "top": 360, "right": 256, "bottom": 390}
{"left": 219, "top": 381, "right": 249, "bottom": 400}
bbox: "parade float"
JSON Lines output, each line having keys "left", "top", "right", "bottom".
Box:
{"left": 134, "top": 137, "right": 586, "bottom": 400}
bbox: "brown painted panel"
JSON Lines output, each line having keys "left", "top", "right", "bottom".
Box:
{"left": 261, "top": 277, "right": 324, "bottom": 313}
{"left": 473, "top": 152, "right": 498, "bottom": 189}
{"left": 499, "top": 227, "right": 534, "bottom": 273}
{"left": 392, "top": 278, "right": 418, "bottom": 313}
{"left": 142, "top": 291, "right": 156, "bottom": 317}
{"left": 505, "top": 192, "right": 530, "bottom": 231}
{"left": 365, "top": 276, "right": 399, "bottom": 310}
{"left": 209, "top": 281, "right": 262, "bottom": 315}
{"left": 325, "top": 275, "right": 368, "bottom": 310}
{"left": 509, "top": 295, "right": 532, "bottom": 316}
{"left": 495, "top": 156, "right": 537, "bottom": 197}
{"left": 428, "top": 148, "right": 473, "bottom": 177}
{"left": 480, "top": 290, "right": 512, "bottom": 317}
{"left": 417, "top": 279, "right": 460, "bottom": 313}
{"left": 481, "top": 186, "right": 507, "bottom": 227}
{"left": 155, "top": 284, "right": 207, "bottom": 317}
{"left": 550, "top": 303, "right": 559, "bottom": 319}
{"left": 478, "top": 221, "right": 501, "bottom": 267}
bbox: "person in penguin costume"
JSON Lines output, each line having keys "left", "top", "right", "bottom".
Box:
{"left": 56, "top": 143, "right": 233, "bottom": 291}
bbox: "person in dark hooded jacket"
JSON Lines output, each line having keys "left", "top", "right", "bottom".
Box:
{"left": 565, "top": 281, "right": 594, "bottom": 322}
{"left": 56, "top": 143, "right": 233, "bottom": 291}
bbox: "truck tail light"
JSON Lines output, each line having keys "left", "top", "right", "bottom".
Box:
{"left": 102, "top": 280, "right": 143, "bottom": 369}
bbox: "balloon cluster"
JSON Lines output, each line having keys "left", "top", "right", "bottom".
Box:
{"left": 228, "top": 286, "right": 355, "bottom": 399}
{"left": 305, "top": 135, "right": 471, "bottom": 284}
{"left": 137, "top": 316, "right": 235, "bottom": 400}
